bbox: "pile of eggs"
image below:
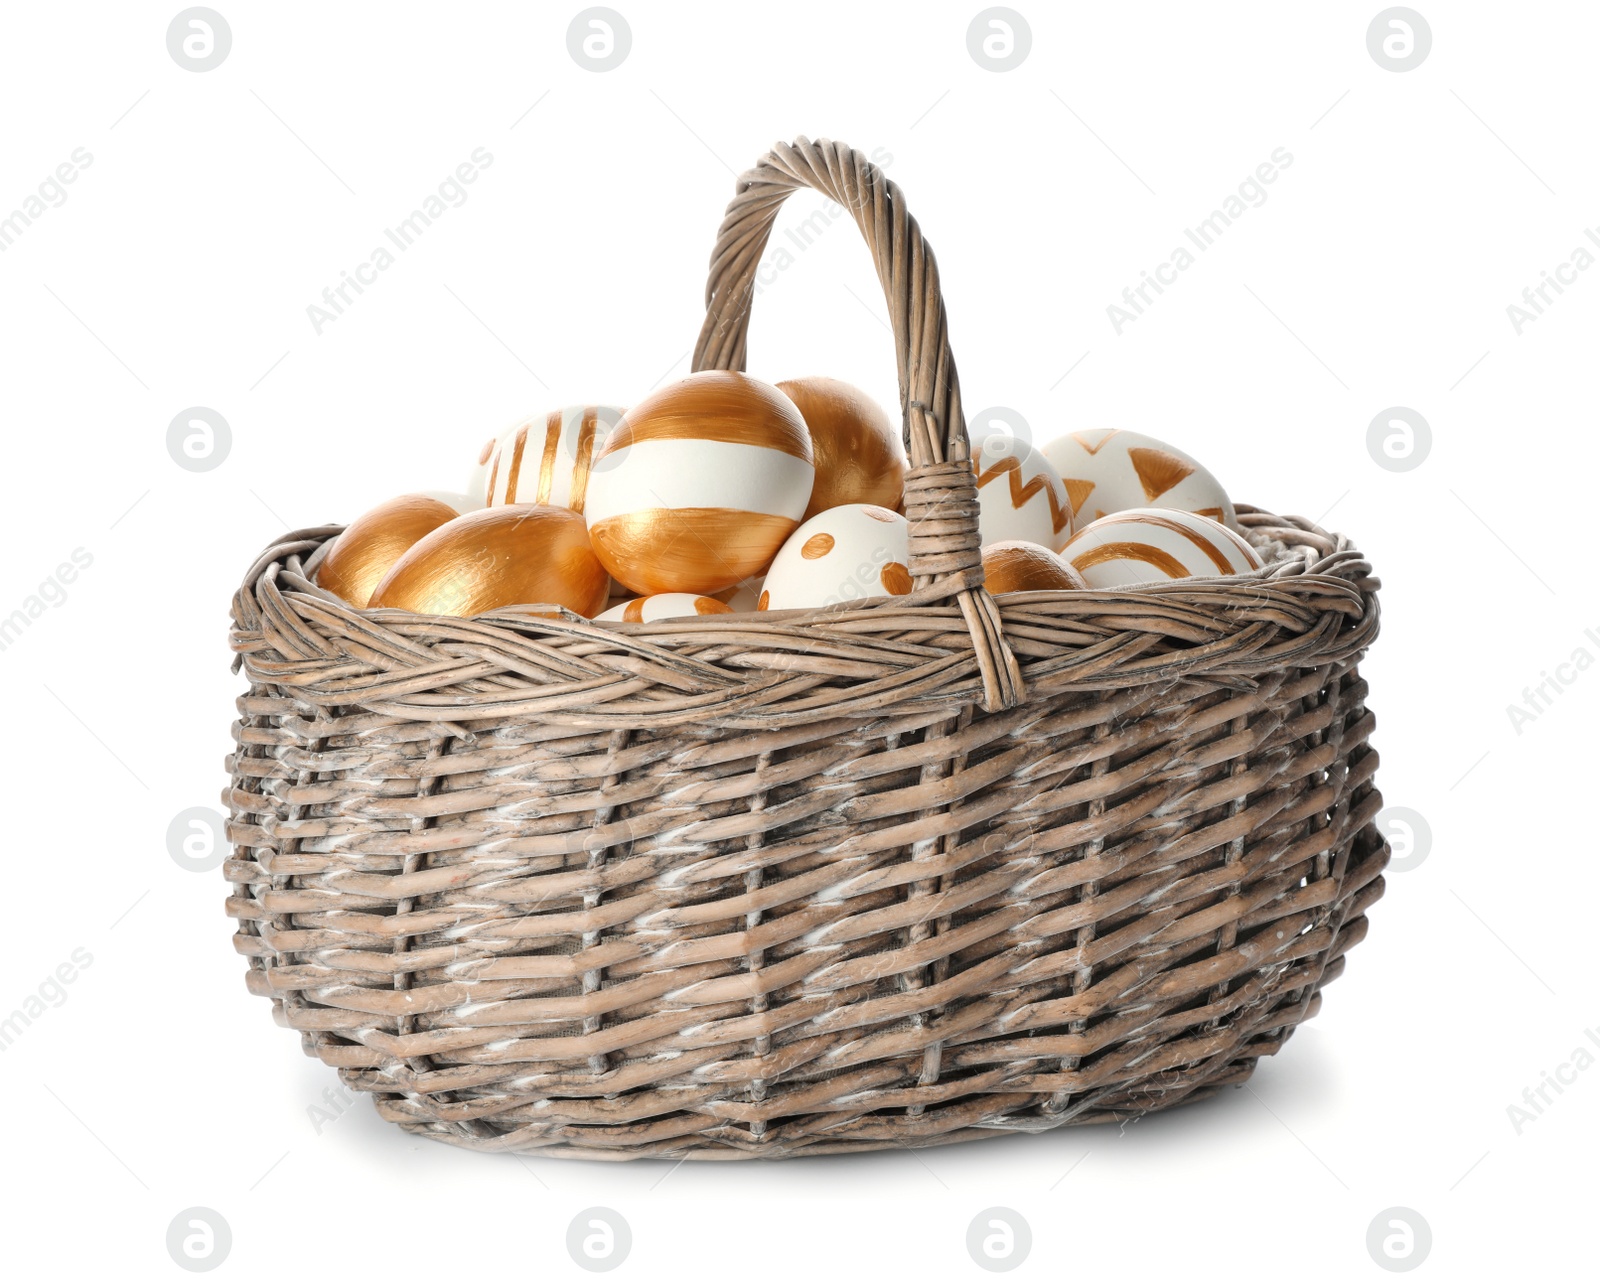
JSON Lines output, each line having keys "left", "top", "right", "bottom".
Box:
{"left": 315, "top": 371, "right": 1263, "bottom": 623}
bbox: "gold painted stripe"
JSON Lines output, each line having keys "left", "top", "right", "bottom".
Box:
{"left": 569, "top": 409, "right": 600, "bottom": 514}
{"left": 502, "top": 423, "right": 531, "bottom": 505}
{"left": 589, "top": 509, "right": 799, "bottom": 595}
{"left": 534, "top": 411, "right": 562, "bottom": 504}
{"left": 1072, "top": 429, "right": 1120, "bottom": 456}
{"left": 484, "top": 438, "right": 503, "bottom": 507}
{"left": 1079, "top": 511, "right": 1239, "bottom": 574}
{"left": 1070, "top": 541, "right": 1190, "bottom": 578}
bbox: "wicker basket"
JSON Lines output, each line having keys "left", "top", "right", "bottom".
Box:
{"left": 224, "top": 136, "right": 1386, "bottom": 1160}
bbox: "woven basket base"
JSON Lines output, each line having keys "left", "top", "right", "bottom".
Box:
{"left": 395, "top": 1072, "right": 1253, "bottom": 1161}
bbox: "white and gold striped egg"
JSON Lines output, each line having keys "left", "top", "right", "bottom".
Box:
{"left": 596, "top": 593, "right": 734, "bottom": 622}
{"left": 758, "top": 503, "right": 912, "bottom": 611}
{"left": 968, "top": 421, "right": 1075, "bottom": 552}
{"left": 1062, "top": 508, "right": 1262, "bottom": 587}
{"left": 584, "top": 371, "right": 815, "bottom": 595}
{"left": 1041, "top": 428, "right": 1239, "bottom": 530}
{"left": 471, "top": 405, "right": 625, "bottom": 512}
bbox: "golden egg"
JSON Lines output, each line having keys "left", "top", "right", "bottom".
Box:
{"left": 981, "top": 540, "right": 1088, "bottom": 594}
{"left": 368, "top": 504, "right": 610, "bottom": 618}
{"left": 583, "top": 371, "right": 815, "bottom": 594}
{"left": 776, "top": 376, "right": 905, "bottom": 521}
{"left": 316, "top": 494, "right": 462, "bottom": 607}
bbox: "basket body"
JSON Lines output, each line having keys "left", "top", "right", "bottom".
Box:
{"left": 225, "top": 513, "right": 1384, "bottom": 1159}
{"left": 224, "top": 138, "right": 1386, "bottom": 1158}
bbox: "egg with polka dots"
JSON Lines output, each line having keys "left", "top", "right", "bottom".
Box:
{"left": 758, "top": 504, "right": 913, "bottom": 611}
{"left": 596, "top": 593, "right": 733, "bottom": 622}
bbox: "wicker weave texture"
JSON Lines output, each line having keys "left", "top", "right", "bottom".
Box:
{"left": 223, "top": 138, "right": 1387, "bottom": 1159}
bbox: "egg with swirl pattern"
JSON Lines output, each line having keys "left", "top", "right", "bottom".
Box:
{"left": 1062, "top": 508, "right": 1262, "bottom": 587}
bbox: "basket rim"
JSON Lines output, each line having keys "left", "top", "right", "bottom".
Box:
{"left": 229, "top": 503, "right": 1379, "bottom": 732}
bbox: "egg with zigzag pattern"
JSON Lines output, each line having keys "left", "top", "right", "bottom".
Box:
{"left": 967, "top": 420, "right": 1075, "bottom": 553}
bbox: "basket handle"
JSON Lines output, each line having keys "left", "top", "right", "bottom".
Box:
{"left": 691, "top": 136, "right": 1022, "bottom": 711}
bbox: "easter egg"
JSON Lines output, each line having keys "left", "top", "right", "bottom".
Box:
{"left": 981, "top": 540, "right": 1088, "bottom": 594}
{"left": 1041, "top": 429, "right": 1239, "bottom": 530}
{"left": 472, "top": 405, "right": 624, "bottom": 512}
{"left": 596, "top": 593, "right": 734, "bottom": 622}
{"left": 316, "top": 494, "right": 461, "bottom": 608}
{"left": 368, "top": 505, "right": 610, "bottom": 617}
{"left": 758, "top": 503, "right": 912, "bottom": 611}
{"left": 775, "top": 376, "right": 905, "bottom": 520}
{"left": 968, "top": 422, "right": 1075, "bottom": 552}
{"left": 584, "top": 371, "right": 815, "bottom": 594}
{"left": 1062, "top": 508, "right": 1263, "bottom": 588}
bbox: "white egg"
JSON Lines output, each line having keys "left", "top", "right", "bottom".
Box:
{"left": 759, "top": 504, "right": 912, "bottom": 611}
{"left": 967, "top": 421, "right": 1075, "bottom": 552}
{"left": 470, "top": 405, "right": 626, "bottom": 512}
{"left": 1041, "top": 428, "right": 1239, "bottom": 530}
{"left": 1062, "top": 508, "right": 1263, "bottom": 587}
{"left": 596, "top": 593, "right": 734, "bottom": 622}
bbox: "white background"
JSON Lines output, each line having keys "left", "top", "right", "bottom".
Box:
{"left": 2, "top": 1, "right": 1595, "bottom": 1275}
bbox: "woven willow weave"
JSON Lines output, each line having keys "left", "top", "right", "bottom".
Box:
{"left": 224, "top": 138, "right": 1387, "bottom": 1159}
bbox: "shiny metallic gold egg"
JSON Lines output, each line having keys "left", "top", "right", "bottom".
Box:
{"left": 776, "top": 376, "right": 906, "bottom": 521}
{"left": 316, "top": 494, "right": 462, "bottom": 607}
{"left": 368, "top": 504, "right": 610, "bottom": 618}
{"left": 981, "top": 540, "right": 1088, "bottom": 594}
